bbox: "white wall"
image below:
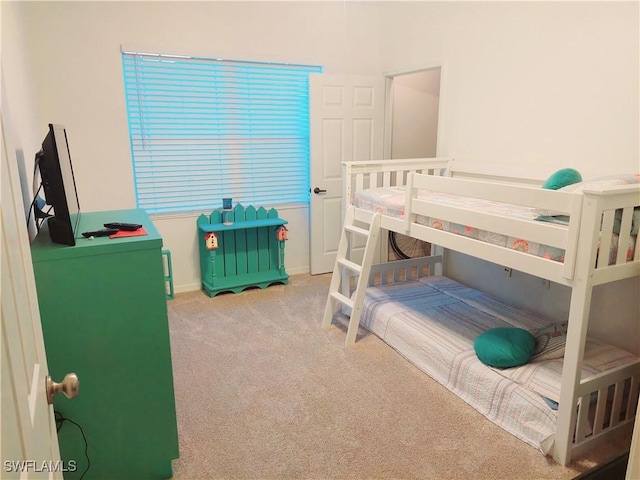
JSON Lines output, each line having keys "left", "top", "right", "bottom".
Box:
{"left": 7, "top": 1, "right": 382, "bottom": 291}
{"left": 379, "top": 1, "right": 639, "bottom": 176}
{"left": 1, "top": 1, "right": 43, "bottom": 224}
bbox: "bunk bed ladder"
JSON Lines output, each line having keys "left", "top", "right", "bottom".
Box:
{"left": 322, "top": 207, "right": 382, "bottom": 346}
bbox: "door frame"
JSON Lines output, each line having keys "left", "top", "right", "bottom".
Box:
{"left": 382, "top": 62, "right": 446, "bottom": 160}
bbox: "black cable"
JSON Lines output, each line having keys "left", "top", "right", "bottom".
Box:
{"left": 28, "top": 151, "right": 53, "bottom": 234}
{"left": 54, "top": 410, "right": 90, "bottom": 480}
{"left": 26, "top": 183, "right": 43, "bottom": 232}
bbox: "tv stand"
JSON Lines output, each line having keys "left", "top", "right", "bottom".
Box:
{"left": 30, "top": 208, "right": 179, "bottom": 478}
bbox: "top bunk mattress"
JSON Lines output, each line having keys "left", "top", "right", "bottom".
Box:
{"left": 352, "top": 187, "right": 637, "bottom": 264}
{"left": 359, "top": 275, "right": 638, "bottom": 453}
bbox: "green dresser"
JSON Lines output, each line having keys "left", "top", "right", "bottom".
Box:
{"left": 31, "top": 209, "right": 179, "bottom": 479}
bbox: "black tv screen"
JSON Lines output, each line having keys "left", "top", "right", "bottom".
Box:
{"left": 38, "top": 124, "right": 81, "bottom": 246}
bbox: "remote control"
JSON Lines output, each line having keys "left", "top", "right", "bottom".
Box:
{"left": 103, "top": 222, "right": 143, "bottom": 231}
{"left": 82, "top": 228, "right": 119, "bottom": 238}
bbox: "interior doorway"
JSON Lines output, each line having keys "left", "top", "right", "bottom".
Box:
{"left": 388, "top": 67, "right": 441, "bottom": 159}
{"left": 386, "top": 66, "right": 442, "bottom": 260}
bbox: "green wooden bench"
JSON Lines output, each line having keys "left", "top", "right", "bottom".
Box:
{"left": 197, "top": 204, "right": 289, "bottom": 297}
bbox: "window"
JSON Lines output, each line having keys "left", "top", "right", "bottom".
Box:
{"left": 122, "top": 51, "right": 322, "bottom": 214}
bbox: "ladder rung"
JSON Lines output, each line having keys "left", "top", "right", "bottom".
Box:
{"left": 345, "top": 224, "right": 369, "bottom": 237}
{"left": 330, "top": 291, "right": 353, "bottom": 309}
{"left": 338, "top": 258, "right": 362, "bottom": 273}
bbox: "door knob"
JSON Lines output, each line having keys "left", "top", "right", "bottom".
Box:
{"left": 313, "top": 187, "right": 327, "bottom": 194}
{"left": 46, "top": 373, "right": 79, "bottom": 404}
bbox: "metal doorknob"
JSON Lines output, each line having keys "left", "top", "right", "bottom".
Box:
{"left": 313, "top": 187, "right": 327, "bottom": 194}
{"left": 46, "top": 373, "right": 79, "bottom": 404}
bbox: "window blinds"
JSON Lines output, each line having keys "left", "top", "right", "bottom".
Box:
{"left": 122, "top": 52, "right": 322, "bottom": 214}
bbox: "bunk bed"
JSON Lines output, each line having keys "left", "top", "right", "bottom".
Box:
{"left": 322, "top": 157, "right": 640, "bottom": 466}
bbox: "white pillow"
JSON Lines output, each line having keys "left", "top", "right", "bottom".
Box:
{"left": 557, "top": 173, "right": 639, "bottom": 194}
{"left": 531, "top": 323, "right": 567, "bottom": 361}
{"left": 536, "top": 173, "right": 640, "bottom": 217}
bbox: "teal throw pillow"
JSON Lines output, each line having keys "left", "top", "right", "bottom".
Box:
{"left": 542, "top": 168, "right": 583, "bottom": 190}
{"left": 474, "top": 327, "right": 536, "bottom": 368}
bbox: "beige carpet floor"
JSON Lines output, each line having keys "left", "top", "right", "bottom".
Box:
{"left": 167, "top": 273, "right": 631, "bottom": 480}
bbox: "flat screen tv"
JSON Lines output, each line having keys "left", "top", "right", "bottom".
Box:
{"left": 38, "top": 123, "right": 81, "bottom": 246}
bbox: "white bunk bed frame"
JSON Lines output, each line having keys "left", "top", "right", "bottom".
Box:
{"left": 322, "top": 157, "right": 640, "bottom": 466}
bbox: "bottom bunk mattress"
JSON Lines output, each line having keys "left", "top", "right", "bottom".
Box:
{"left": 359, "top": 276, "right": 638, "bottom": 454}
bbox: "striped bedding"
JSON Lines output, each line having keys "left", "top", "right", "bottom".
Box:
{"left": 352, "top": 187, "right": 637, "bottom": 264}
{"left": 359, "top": 276, "right": 637, "bottom": 453}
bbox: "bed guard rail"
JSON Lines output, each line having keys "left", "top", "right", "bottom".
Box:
{"left": 579, "top": 184, "right": 640, "bottom": 285}
{"left": 368, "top": 255, "right": 443, "bottom": 286}
{"left": 342, "top": 157, "right": 452, "bottom": 206}
{"left": 404, "top": 172, "right": 585, "bottom": 281}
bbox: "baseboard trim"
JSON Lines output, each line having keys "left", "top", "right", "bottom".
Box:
{"left": 174, "top": 282, "right": 202, "bottom": 294}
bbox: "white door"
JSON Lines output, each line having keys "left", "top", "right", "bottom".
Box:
{"left": 309, "top": 74, "right": 384, "bottom": 274}
{"left": 1, "top": 97, "right": 63, "bottom": 478}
